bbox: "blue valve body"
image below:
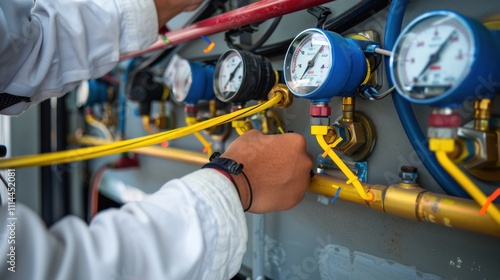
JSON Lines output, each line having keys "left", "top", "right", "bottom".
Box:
{"left": 284, "top": 28, "right": 368, "bottom": 102}
{"left": 86, "top": 79, "right": 109, "bottom": 106}
{"left": 184, "top": 62, "right": 215, "bottom": 104}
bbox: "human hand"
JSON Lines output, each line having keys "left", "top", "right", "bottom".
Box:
{"left": 154, "top": 0, "right": 205, "bottom": 28}
{"left": 221, "top": 130, "right": 313, "bottom": 213}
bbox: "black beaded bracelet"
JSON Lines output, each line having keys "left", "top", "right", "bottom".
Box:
{"left": 202, "top": 152, "right": 253, "bottom": 211}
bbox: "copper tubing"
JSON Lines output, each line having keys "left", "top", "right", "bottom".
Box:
{"left": 309, "top": 174, "right": 500, "bottom": 237}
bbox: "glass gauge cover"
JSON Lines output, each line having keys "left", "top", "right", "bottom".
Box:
{"left": 284, "top": 30, "right": 332, "bottom": 97}
{"left": 214, "top": 49, "right": 275, "bottom": 103}
{"left": 284, "top": 28, "right": 368, "bottom": 102}
{"left": 76, "top": 80, "right": 90, "bottom": 108}
{"left": 214, "top": 50, "right": 244, "bottom": 101}
{"left": 390, "top": 10, "right": 500, "bottom": 106}
{"left": 172, "top": 59, "right": 193, "bottom": 103}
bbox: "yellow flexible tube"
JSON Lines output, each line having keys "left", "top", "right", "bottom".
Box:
{"left": 315, "top": 134, "right": 374, "bottom": 201}
{"left": 142, "top": 115, "right": 157, "bottom": 135}
{"left": 85, "top": 114, "right": 114, "bottom": 141}
{"left": 435, "top": 150, "right": 500, "bottom": 225}
{"left": 0, "top": 94, "right": 282, "bottom": 169}
{"left": 185, "top": 116, "right": 213, "bottom": 157}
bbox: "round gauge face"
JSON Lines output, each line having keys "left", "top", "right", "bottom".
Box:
{"left": 284, "top": 30, "right": 332, "bottom": 96}
{"left": 214, "top": 50, "right": 244, "bottom": 101}
{"left": 391, "top": 13, "right": 475, "bottom": 100}
{"left": 172, "top": 59, "right": 193, "bottom": 102}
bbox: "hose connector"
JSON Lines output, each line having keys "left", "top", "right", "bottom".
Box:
{"left": 268, "top": 84, "right": 293, "bottom": 109}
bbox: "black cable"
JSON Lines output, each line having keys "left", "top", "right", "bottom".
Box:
{"left": 225, "top": 16, "right": 283, "bottom": 53}
{"left": 324, "top": 0, "right": 390, "bottom": 33}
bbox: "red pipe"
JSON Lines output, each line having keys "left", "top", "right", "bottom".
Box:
{"left": 120, "top": 0, "right": 334, "bottom": 60}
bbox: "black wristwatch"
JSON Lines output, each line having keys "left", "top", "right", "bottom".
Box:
{"left": 202, "top": 152, "right": 244, "bottom": 175}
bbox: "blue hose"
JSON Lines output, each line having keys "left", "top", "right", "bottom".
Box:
{"left": 384, "top": 0, "right": 469, "bottom": 197}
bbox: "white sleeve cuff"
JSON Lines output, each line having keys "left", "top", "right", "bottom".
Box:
{"left": 116, "top": 0, "right": 158, "bottom": 53}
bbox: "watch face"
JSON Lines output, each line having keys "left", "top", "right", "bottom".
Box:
{"left": 172, "top": 59, "right": 193, "bottom": 103}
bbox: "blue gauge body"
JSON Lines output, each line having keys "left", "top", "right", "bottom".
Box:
{"left": 184, "top": 62, "right": 215, "bottom": 104}
{"left": 284, "top": 28, "right": 368, "bottom": 103}
{"left": 86, "top": 79, "right": 109, "bottom": 106}
{"left": 390, "top": 10, "right": 500, "bottom": 107}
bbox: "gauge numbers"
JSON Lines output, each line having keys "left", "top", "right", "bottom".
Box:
{"left": 286, "top": 31, "right": 332, "bottom": 96}
{"left": 392, "top": 15, "right": 474, "bottom": 99}
{"left": 217, "top": 51, "right": 244, "bottom": 100}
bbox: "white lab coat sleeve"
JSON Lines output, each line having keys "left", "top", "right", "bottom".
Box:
{"left": 0, "top": 0, "right": 158, "bottom": 115}
{"left": 0, "top": 169, "right": 248, "bottom": 280}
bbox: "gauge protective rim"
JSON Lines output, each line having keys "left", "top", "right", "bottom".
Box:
{"left": 284, "top": 28, "right": 333, "bottom": 98}
{"left": 389, "top": 10, "right": 476, "bottom": 105}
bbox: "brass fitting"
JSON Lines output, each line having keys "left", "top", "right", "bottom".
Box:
{"left": 458, "top": 127, "right": 499, "bottom": 170}
{"left": 337, "top": 121, "right": 366, "bottom": 155}
{"left": 335, "top": 97, "right": 367, "bottom": 155}
{"left": 324, "top": 127, "right": 338, "bottom": 144}
{"left": 341, "top": 97, "right": 355, "bottom": 122}
{"left": 268, "top": 83, "right": 293, "bottom": 109}
{"left": 153, "top": 103, "right": 168, "bottom": 130}
{"left": 474, "top": 99, "right": 492, "bottom": 131}
{"left": 384, "top": 183, "right": 425, "bottom": 220}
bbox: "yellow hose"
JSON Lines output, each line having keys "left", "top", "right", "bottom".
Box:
{"left": 85, "top": 114, "right": 114, "bottom": 141}
{"left": 435, "top": 150, "right": 500, "bottom": 225}
{"left": 315, "top": 133, "right": 374, "bottom": 201}
{"left": 0, "top": 94, "right": 282, "bottom": 169}
{"left": 185, "top": 116, "right": 213, "bottom": 157}
{"left": 142, "top": 115, "right": 157, "bottom": 135}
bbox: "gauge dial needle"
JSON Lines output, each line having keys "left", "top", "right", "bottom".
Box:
{"left": 300, "top": 45, "right": 325, "bottom": 79}
{"left": 416, "top": 30, "right": 457, "bottom": 79}
{"left": 224, "top": 61, "right": 242, "bottom": 89}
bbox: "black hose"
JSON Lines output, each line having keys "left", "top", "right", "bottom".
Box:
{"left": 225, "top": 16, "right": 283, "bottom": 53}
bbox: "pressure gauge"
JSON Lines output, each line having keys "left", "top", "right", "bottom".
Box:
{"left": 172, "top": 60, "right": 215, "bottom": 104}
{"left": 76, "top": 80, "right": 109, "bottom": 108}
{"left": 214, "top": 49, "right": 276, "bottom": 104}
{"left": 284, "top": 28, "right": 368, "bottom": 102}
{"left": 390, "top": 10, "right": 500, "bottom": 106}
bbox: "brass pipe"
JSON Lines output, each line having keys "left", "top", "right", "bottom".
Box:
{"left": 75, "top": 135, "right": 500, "bottom": 237}
{"left": 308, "top": 174, "right": 500, "bottom": 237}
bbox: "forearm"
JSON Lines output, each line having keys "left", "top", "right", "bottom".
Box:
{"left": 0, "top": 0, "right": 158, "bottom": 115}
{"left": 0, "top": 169, "right": 247, "bottom": 280}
